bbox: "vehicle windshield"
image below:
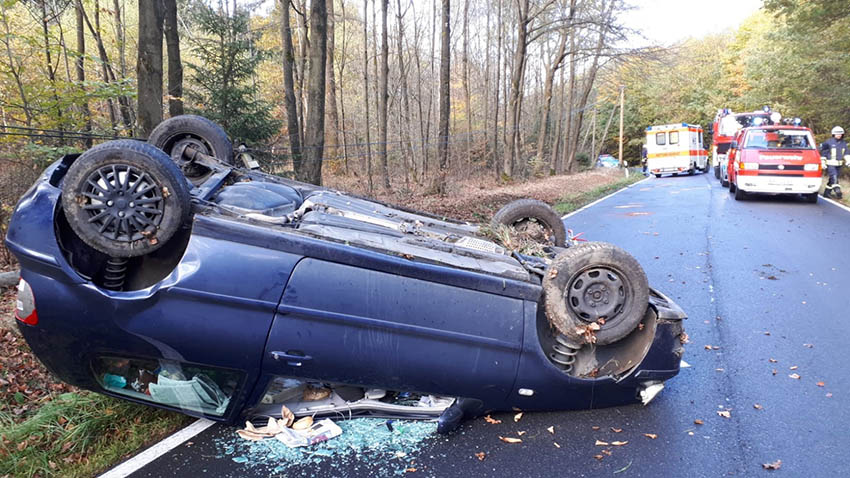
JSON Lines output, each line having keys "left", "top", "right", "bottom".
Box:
{"left": 743, "top": 129, "right": 815, "bottom": 150}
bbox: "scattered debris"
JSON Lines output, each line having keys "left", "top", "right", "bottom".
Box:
{"left": 484, "top": 415, "right": 501, "bottom": 425}
{"left": 772, "top": 369, "right": 778, "bottom": 376}
{"left": 762, "top": 460, "right": 782, "bottom": 470}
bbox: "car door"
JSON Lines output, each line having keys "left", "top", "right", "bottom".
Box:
{"left": 262, "top": 258, "right": 524, "bottom": 401}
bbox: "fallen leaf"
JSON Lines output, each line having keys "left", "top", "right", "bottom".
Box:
{"left": 789, "top": 373, "right": 801, "bottom": 380}
{"left": 553, "top": 442, "right": 560, "bottom": 448}
{"left": 789, "top": 366, "right": 798, "bottom": 370}
{"left": 679, "top": 332, "right": 689, "bottom": 344}
{"left": 547, "top": 426, "right": 555, "bottom": 434}
{"left": 280, "top": 405, "right": 295, "bottom": 427}
{"left": 704, "top": 345, "right": 712, "bottom": 350}
{"left": 405, "top": 468, "right": 417, "bottom": 473}
{"left": 769, "top": 358, "right": 777, "bottom": 363}
{"left": 513, "top": 412, "right": 523, "bottom": 423}
{"left": 772, "top": 369, "right": 777, "bottom": 376}
{"left": 484, "top": 415, "right": 501, "bottom": 425}
{"left": 595, "top": 439, "right": 609, "bottom": 446}
{"left": 762, "top": 460, "right": 782, "bottom": 470}
{"left": 517, "top": 431, "right": 526, "bottom": 436}
{"left": 593, "top": 454, "right": 604, "bottom": 460}
{"left": 597, "top": 318, "right": 606, "bottom": 325}
{"left": 754, "top": 404, "right": 763, "bottom": 410}
{"left": 474, "top": 452, "right": 486, "bottom": 461}
{"left": 717, "top": 410, "right": 731, "bottom": 418}
{"left": 499, "top": 436, "right": 522, "bottom": 444}
{"left": 826, "top": 393, "right": 833, "bottom": 398}
{"left": 591, "top": 426, "right": 600, "bottom": 431}
{"left": 764, "top": 331, "right": 771, "bottom": 335}
{"left": 817, "top": 381, "right": 825, "bottom": 387}
{"left": 602, "top": 449, "right": 613, "bottom": 456}
{"left": 694, "top": 419, "right": 704, "bottom": 425}
{"left": 610, "top": 427, "right": 623, "bottom": 433}
{"left": 643, "top": 433, "right": 658, "bottom": 439}
{"left": 611, "top": 441, "right": 629, "bottom": 446}
{"left": 60, "top": 442, "right": 73, "bottom": 453}
{"left": 803, "top": 343, "right": 813, "bottom": 348}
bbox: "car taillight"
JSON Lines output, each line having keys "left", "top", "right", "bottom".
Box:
{"left": 15, "top": 279, "right": 38, "bottom": 326}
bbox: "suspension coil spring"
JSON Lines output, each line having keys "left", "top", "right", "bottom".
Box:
{"left": 103, "top": 257, "right": 128, "bottom": 291}
{"left": 549, "top": 334, "right": 581, "bottom": 372}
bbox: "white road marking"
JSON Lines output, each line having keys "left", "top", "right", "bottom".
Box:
{"left": 96, "top": 418, "right": 216, "bottom": 478}
{"left": 820, "top": 195, "right": 850, "bottom": 214}
{"left": 562, "top": 176, "right": 652, "bottom": 220}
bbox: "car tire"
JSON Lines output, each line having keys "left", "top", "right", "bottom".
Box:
{"left": 729, "top": 181, "right": 736, "bottom": 193}
{"left": 721, "top": 177, "right": 728, "bottom": 187}
{"left": 805, "top": 192, "right": 818, "bottom": 203}
{"left": 491, "top": 199, "right": 567, "bottom": 247}
{"left": 688, "top": 165, "right": 695, "bottom": 175}
{"left": 714, "top": 166, "right": 720, "bottom": 179}
{"left": 61, "top": 140, "right": 192, "bottom": 258}
{"left": 734, "top": 187, "right": 746, "bottom": 200}
{"left": 543, "top": 242, "right": 649, "bottom": 346}
{"left": 148, "top": 115, "right": 234, "bottom": 184}
{"left": 654, "top": 174, "right": 661, "bottom": 178}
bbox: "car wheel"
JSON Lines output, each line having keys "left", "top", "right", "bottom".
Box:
{"left": 721, "top": 177, "right": 728, "bottom": 187}
{"left": 61, "top": 140, "right": 192, "bottom": 258}
{"left": 688, "top": 166, "right": 695, "bottom": 175}
{"left": 148, "top": 115, "right": 234, "bottom": 185}
{"left": 491, "top": 199, "right": 567, "bottom": 248}
{"left": 729, "top": 181, "right": 736, "bottom": 193}
{"left": 654, "top": 174, "right": 661, "bottom": 178}
{"left": 714, "top": 166, "right": 720, "bottom": 179}
{"left": 543, "top": 242, "right": 649, "bottom": 346}
{"left": 805, "top": 192, "right": 818, "bottom": 203}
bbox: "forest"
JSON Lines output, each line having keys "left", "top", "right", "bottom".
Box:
{"left": 0, "top": 0, "right": 848, "bottom": 211}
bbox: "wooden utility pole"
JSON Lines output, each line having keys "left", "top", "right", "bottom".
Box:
{"left": 618, "top": 85, "right": 625, "bottom": 168}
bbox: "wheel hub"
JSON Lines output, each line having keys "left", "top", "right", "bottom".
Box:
{"left": 80, "top": 164, "right": 164, "bottom": 242}
{"left": 566, "top": 267, "right": 627, "bottom": 322}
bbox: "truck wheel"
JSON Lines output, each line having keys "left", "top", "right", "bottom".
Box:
{"left": 805, "top": 192, "right": 818, "bottom": 203}
{"left": 491, "top": 199, "right": 566, "bottom": 247}
{"left": 688, "top": 165, "right": 695, "bottom": 175}
{"left": 543, "top": 242, "right": 649, "bottom": 346}
{"left": 729, "top": 181, "right": 736, "bottom": 193}
{"left": 61, "top": 140, "right": 191, "bottom": 258}
{"left": 148, "top": 115, "right": 234, "bottom": 184}
{"left": 734, "top": 187, "right": 746, "bottom": 200}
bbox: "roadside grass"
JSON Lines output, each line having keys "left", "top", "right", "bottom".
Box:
{"left": 0, "top": 391, "right": 192, "bottom": 478}
{"left": 553, "top": 172, "right": 645, "bottom": 215}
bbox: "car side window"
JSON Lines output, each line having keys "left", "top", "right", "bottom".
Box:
{"left": 669, "top": 131, "right": 679, "bottom": 145}
{"left": 655, "top": 132, "right": 666, "bottom": 145}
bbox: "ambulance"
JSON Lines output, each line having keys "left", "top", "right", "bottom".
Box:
{"left": 645, "top": 123, "right": 709, "bottom": 177}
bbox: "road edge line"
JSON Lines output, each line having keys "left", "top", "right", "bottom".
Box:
{"left": 97, "top": 418, "right": 216, "bottom": 478}
{"left": 561, "top": 175, "right": 652, "bottom": 220}
{"left": 820, "top": 195, "right": 850, "bottom": 214}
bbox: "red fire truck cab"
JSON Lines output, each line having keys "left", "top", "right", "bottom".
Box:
{"left": 727, "top": 125, "right": 821, "bottom": 203}
{"left": 712, "top": 108, "right": 781, "bottom": 184}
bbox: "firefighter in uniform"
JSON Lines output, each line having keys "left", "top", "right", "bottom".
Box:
{"left": 820, "top": 126, "right": 849, "bottom": 199}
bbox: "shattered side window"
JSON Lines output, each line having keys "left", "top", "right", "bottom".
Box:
{"left": 93, "top": 356, "right": 243, "bottom": 417}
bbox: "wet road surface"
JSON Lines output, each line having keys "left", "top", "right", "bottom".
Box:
{"left": 126, "top": 172, "right": 850, "bottom": 477}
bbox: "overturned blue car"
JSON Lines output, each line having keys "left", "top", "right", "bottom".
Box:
{"left": 6, "top": 116, "right": 685, "bottom": 432}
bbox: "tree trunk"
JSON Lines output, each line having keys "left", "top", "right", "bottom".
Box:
{"left": 505, "top": 0, "right": 530, "bottom": 179}
{"left": 163, "top": 0, "right": 183, "bottom": 117}
{"left": 432, "top": 0, "right": 450, "bottom": 194}
{"left": 535, "top": 26, "right": 568, "bottom": 169}
{"left": 395, "top": 0, "right": 415, "bottom": 187}
{"left": 491, "top": 0, "right": 502, "bottom": 179}
{"left": 281, "top": 0, "right": 303, "bottom": 172}
{"left": 0, "top": 5, "right": 32, "bottom": 126}
{"left": 377, "top": 0, "right": 390, "bottom": 189}
{"left": 362, "top": 0, "right": 374, "bottom": 192}
{"left": 338, "top": 0, "right": 350, "bottom": 173}
{"left": 483, "top": 0, "right": 491, "bottom": 162}
{"left": 76, "top": 0, "right": 92, "bottom": 147}
{"left": 462, "top": 0, "right": 471, "bottom": 166}
{"left": 560, "top": 20, "right": 577, "bottom": 174}
{"left": 325, "top": 0, "right": 339, "bottom": 159}
{"left": 137, "top": 0, "right": 164, "bottom": 137}
{"left": 39, "top": 1, "right": 64, "bottom": 141}
{"left": 300, "top": 0, "right": 328, "bottom": 185}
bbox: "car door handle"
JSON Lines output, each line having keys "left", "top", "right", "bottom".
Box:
{"left": 271, "top": 351, "right": 313, "bottom": 366}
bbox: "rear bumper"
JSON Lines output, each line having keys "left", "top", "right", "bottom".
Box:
{"left": 737, "top": 175, "right": 821, "bottom": 194}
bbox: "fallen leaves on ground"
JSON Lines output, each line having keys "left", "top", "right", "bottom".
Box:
{"left": 704, "top": 345, "right": 720, "bottom": 350}
{"left": 717, "top": 410, "right": 731, "bottom": 418}
{"left": 754, "top": 404, "right": 763, "bottom": 410}
{"left": 474, "top": 452, "right": 486, "bottom": 461}
{"left": 643, "top": 433, "right": 658, "bottom": 439}
{"left": 594, "top": 454, "right": 604, "bottom": 460}
{"left": 769, "top": 358, "right": 777, "bottom": 363}
{"left": 694, "top": 419, "right": 704, "bottom": 425}
{"left": 513, "top": 412, "right": 523, "bottom": 422}
{"left": 803, "top": 343, "right": 814, "bottom": 348}
{"left": 547, "top": 426, "right": 555, "bottom": 434}
{"left": 789, "top": 373, "right": 801, "bottom": 380}
{"left": 553, "top": 442, "right": 560, "bottom": 448}
{"left": 772, "top": 369, "right": 778, "bottom": 376}
{"left": 789, "top": 365, "right": 798, "bottom": 370}
{"left": 591, "top": 426, "right": 600, "bottom": 431}
{"left": 484, "top": 415, "right": 501, "bottom": 425}
{"left": 611, "top": 441, "right": 628, "bottom": 446}
{"left": 610, "top": 427, "right": 623, "bottom": 433}
{"left": 499, "top": 436, "right": 522, "bottom": 444}
{"left": 595, "top": 439, "right": 609, "bottom": 446}
{"left": 817, "top": 381, "right": 825, "bottom": 387}
{"left": 517, "top": 431, "right": 526, "bottom": 436}
{"left": 762, "top": 460, "right": 782, "bottom": 470}
{"left": 679, "top": 332, "right": 689, "bottom": 344}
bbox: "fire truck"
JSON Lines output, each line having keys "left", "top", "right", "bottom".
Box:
{"left": 711, "top": 107, "right": 783, "bottom": 185}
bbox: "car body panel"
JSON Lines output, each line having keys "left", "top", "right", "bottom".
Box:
{"left": 729, "top": 126, "right": 821, "bottom": 196}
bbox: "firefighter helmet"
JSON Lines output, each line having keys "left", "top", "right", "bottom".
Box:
{"left": 831, "top": 126, "right": 845, "bottom": 136}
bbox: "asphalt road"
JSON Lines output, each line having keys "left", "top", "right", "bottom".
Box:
{"left": 126, "top": 172, "right": 850, "bottom": 478}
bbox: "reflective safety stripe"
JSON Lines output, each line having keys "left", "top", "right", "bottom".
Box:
{"left": 825, "top": 159, "right": 843, "bottom": 166}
